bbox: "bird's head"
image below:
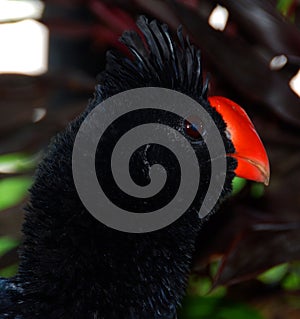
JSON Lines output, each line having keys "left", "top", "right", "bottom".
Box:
{"left": 80, "top": 15, "right": 270, "bottom": 231}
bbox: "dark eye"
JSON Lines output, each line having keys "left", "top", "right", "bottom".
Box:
{"left": 183, "top": 116, "right": 204, "bottom": 140}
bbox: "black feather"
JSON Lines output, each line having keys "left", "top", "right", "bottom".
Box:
{"left": 0, "top": 16, "right": 236, "bottom": 319}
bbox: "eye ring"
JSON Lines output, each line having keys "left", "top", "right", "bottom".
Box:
{"left": 183, "top": 115, "right": 205, "bottom": 140}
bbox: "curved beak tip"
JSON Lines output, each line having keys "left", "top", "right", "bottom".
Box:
{"left": 249, "top": 159, "right": 270, "bottom": 186}
{"left": 231, "top": 155, "right": 270, "bottom": 186}
{"left": 261, "top": 167, "right": 270, "bottom": 186}
{"left": 264, "top": 177, "right": 270, "bottom": 186}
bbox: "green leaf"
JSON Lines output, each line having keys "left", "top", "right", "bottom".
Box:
{"left": 250, "top": 183, "right": 265, "bottom": 198}
{"left": 277, "top": 0, "right": 294, "bottom": 16}
{"left": 282, "top": 263, "right": 300, "bottom": 291}
{"left": 178, "top": 296, "right": 220, "bottom": 319}
{"left": 218, "top": 303, "right": 263, "bottom": 319}
{"left": 188, "top": 261, "right": 227, "bottom": 298}
{"left": 231, "top": 177, "right": 246, "bottom": 196}
{"left": 178, "top": 297, "right": 263, "bottom": 319}
{"left": 0, "top": 153, "right": 37, "bottom": 174}
{"left": 0, "top": 176, "right": 32, "bottom": 211}
{"left": 0, "top": 264, "right": 18, "bottom": 278}
{"left": 282, "top": 272, "right": 300, "bottom": 291}
{"left": 0, "top": 236, "right": 19, "bottom": 257}
{"left": 189, "top": 276, "right": 213, "bottom": 296}
{"left": 258, "top": 263, "right": 288, "bottom": 284}
{"left": 209, "top": 286, "right": 227, "bottom": 298}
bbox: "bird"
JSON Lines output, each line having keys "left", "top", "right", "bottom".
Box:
{"left": 0, "top": 16, "right": 269, "bottom": 319}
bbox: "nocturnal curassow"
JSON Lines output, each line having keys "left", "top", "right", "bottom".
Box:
{"left": 0, "top": 16, "right": 269, "bottom": 319}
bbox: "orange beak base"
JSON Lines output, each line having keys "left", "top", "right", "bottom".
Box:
{"left": 208, "top": 96, "right": 270, "bottom": 186}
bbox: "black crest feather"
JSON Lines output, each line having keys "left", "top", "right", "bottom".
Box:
{"left": 93, "top": 16, "right": 209, "bottom": 104}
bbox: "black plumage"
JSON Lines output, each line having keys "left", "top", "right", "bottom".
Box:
{"left": 0, "top": 16, "right": 236, "bottom": 319}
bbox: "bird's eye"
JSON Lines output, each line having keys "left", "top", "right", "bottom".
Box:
{"left": 183, "top": 116, "right": 204, "bottom": 140}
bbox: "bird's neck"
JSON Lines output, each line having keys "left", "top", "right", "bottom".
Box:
{"left": 17, "top": 209, "right": 200, "bottom": 318}
{"left": 13, "top": 124, "right": 202, "bottom": 318}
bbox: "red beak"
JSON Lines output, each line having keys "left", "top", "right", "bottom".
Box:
{"left": 208, "top": 96, "right": 270, "bottom": 186}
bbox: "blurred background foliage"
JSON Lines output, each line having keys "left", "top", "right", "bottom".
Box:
{"left": 0, "top": 0, "right": 300, "bottom": 318}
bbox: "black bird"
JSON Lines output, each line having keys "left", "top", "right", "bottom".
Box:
{"left": 0, "top": 16, "right": 269, "bottom": 319}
